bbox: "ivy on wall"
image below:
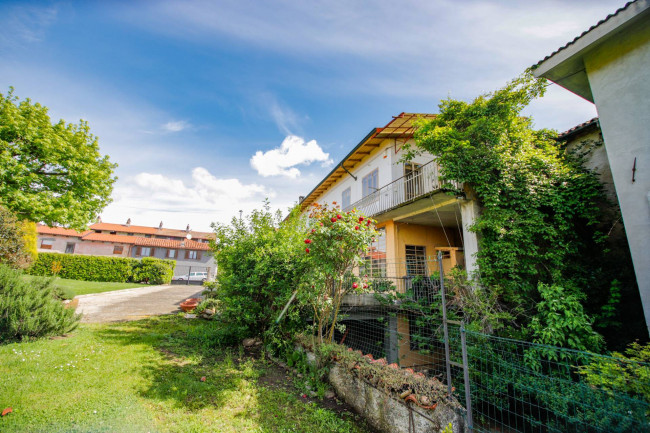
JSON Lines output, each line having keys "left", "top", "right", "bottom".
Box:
{"left": 403, "top": 72, "right": 615, "bottom": 344}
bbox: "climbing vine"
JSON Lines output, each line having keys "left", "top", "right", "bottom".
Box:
{"left": 403, "top": 71, "right": 610, "bottom": 341}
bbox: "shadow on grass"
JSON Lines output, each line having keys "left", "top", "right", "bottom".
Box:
{"left": 92, "top": 315, "right": 372, "bottom": 432}
{"left": 94, "top": 315, "right": 244, "bottom": 411}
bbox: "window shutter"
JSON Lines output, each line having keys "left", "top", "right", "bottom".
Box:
{"left": 185, "top": 250, "right": 189, "bottom": 259}
{"left": 197, "top": 251, "right": 202, "bottom": 260}
{"left": 150, "top": 247, "right": 155, "bottom": 257}
{"left": 136, "top": 246, "right": 141, "bottom": 256}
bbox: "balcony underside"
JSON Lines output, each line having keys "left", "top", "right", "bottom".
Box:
{"left": 374, "top": 191, "right": 462, "bottom": 228}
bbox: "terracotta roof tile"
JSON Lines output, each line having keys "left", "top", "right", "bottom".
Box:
{"left": 88, "top": 222, "right": 214, "bottom": 240}
{"left": 557, "top": 117, "right": 600, "bottom": 141}
{"left": 134, "top": 237, "right": 211, "bottom": 251}
{"left": 36, "top": 225, "right": 87, "bottom": 237}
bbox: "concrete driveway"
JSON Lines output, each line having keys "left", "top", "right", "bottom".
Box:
{"left": 75, "top": 285, "right": 203, "bottom": 323}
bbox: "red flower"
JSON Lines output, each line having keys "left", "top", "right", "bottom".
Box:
{"left": 311, "top": 229, "right": 316, "bottom": 233}
{"left": 359, "top": 217, "right": 364, "bottom": 222}
{"left": 355, "top": 226, "right": 359, "bottom": 230}
{"left": 200, "top": 376, "right": 206, "bottom": 382}
{"left": 331, "top": 217, "right": 337, "bottom": 222}
{"left": 363, "top": 283, "right": 368, "bottom": 289}
{"left": 304, "top": 239, "right": 312, "bottom": 244}
{"left": 305, "top": 248, "right": 310, "bottom": 253}
{"left": 336, "top": 214, "right": 342, "bottom": 219}
{"left": 352, "top": 282, "right": 359, "bottom": 289}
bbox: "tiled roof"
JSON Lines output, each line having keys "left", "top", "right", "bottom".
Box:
{"left": 134, "top": 237, "right": 211, "bottom": 251}
{"left": 79, "top": 232, "right": 211, "bottom": 250}
{"left": 88, "top": 222, "right": 214, "bottom": 240}
{"left": 532, "top": 1, "right": 642, "bottom": 69}
{"left": 557, "top": 117, "right": 600, "bottom": 141}
{"left": 89, "top": 223, "right": 159, "bottom": 235}
{"left": 36, "top": 224, "right": 87, "bottom": 237}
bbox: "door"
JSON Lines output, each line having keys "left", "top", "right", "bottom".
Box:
{"left": 404, "top": 163, "right": 422, "bottom": 200}
{"left": 65, "top": 243, "right": 75, "bottom": 254}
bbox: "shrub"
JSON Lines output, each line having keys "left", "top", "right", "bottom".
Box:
{"left": 28, "top": 252, "right": 175, "bottom": 284}
{"left": 132, "top": 257, "right": 175, "bottom": 284}
{"left": 0, "top": 264, "right": 80, "bottom": 342}
{"left": 212, "top": 201, "right": 308, "bottom": 340}
{"left": 0, "top": 205, "right": 34, "bottom": 269}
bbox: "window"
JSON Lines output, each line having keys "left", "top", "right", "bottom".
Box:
{"left": 405, "top": 245, "right": 427, "bottom": 276}
{"left": 185, "top": 250, "right": 200, "bottom": 260}
{"left": 167, "top": 249, "right": 176, "bottom": 258}
{"left": 113, "top": 245, "right": 123, "bottom": 255}
{"left": 136, "top": 246, "right": 153, "bottom": 256}
{"left": 40, "top": 239, "right": 54, "bottom": 250}
{"left": 360, "top": 228, "right": 386, "bottom": 277}
{"left": 65, "top": 243, "right": 75, "bottom": 254}
{"left": 362, "top": 169, "right": 378, "bottom": 198}
{"left": 342, "top": 188, "right": 351, "bottom": 210}
{"left": 110, "top": 231, "right": 117, "bottom": 235}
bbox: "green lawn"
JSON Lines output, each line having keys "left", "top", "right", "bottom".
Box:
{"left": 24, "top": 275, "right": 145, "bottom": 299}
{"left": 0, "top": 315, "right": 370, "bottom": 433}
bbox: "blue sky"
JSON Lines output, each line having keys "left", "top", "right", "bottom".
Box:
{"left": 0, "top": 0, "right": 620, "bottom": 231}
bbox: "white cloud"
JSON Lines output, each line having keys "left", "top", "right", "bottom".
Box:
{"left": 250, "top": 135, "right": 332, "bottom": 178}
{"left": 101, "top": 167, "right": 274, "bottom": 230}
{"left": 163, "top": 120, "right": 190, "bottom": 132}
{"left": 0, "top": 4, "right": 58, "bottom": 49}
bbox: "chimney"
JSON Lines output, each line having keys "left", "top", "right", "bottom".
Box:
{"left": 96, "top": 216, "right": 102, "bottom": 223}
{"left": 158, "top": 221, "right": 163, "bottom": 230}
{"left": 186, "top": 224, "right": 190, "bottom": 232}
{"left": 126, "top": 218, "right": 131, "bottom": 227}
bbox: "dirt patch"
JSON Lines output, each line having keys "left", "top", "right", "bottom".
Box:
{"left": 247, "top": 346, "right": 380, "bottom": 433}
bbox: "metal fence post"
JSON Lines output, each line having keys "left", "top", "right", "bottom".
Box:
{"left": 187, "top": 266, "right": 191, "bottom": 285}
{"left": 460, "top": 321, "right": 474, "bottom": 430}
{"left": 439, "top": 251, "right": 453, "bottom": 396}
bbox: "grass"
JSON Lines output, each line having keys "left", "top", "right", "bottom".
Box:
{"left": 0, "top": 315, "right": 371, "bottom": 433}
{"left": 23, "top": 275, "right": 145, "bottom": 299}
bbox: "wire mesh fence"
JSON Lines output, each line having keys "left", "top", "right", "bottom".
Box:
{"left": 328, "top": 255, "right": 650, "bottom": 432}
{"left": 171, "top": 265, "right": 214, "bottom": 285}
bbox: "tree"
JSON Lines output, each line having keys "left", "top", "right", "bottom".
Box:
{"left": 0, "top": 205, "right": 34, "bottom": 269}
{"left": 0, "top": 88, "right": 116, "bottom": 229}
{"left": 404, "top": 72, "right": 609, "bottom": 341}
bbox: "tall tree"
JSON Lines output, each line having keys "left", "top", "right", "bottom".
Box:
{"left": 0, "top": 88, "right": 116, "bottom": 229}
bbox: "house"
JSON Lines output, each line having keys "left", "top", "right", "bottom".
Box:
{"left": 298, "top": 113, "right": 480, "bottom": 368}
{"left": 532, "top": 0, "right": 650, "bottom": 334}
{"left": 36, "top": 220, "right": 216, "bottom": 279}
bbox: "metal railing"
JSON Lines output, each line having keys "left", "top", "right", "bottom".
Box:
{"left": 343, "top": 160, "right": 461, "bottom": 217}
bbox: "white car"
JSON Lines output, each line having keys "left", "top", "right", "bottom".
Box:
{"left": 174, "top": 271, "right": 209, "bottom": 282}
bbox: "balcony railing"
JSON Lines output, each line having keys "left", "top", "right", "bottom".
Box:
{"left": 343, "top": 160, "right": 460, "bottom": 217}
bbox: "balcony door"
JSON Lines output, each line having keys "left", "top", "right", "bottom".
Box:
{"left": 404, "top": 163, "right": 422, "bottom": 200}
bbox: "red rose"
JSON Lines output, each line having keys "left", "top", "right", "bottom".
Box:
{"left": 311, "top": 229, "right": 316, "bottom": 233}
{"left": 355, "top": 226, "right": 359, "bottom": 230}
{"left": 337, "top": 214, "right": 342, "bottom": 219}
{"left": 359, "top": 217, "right": 364, "bottom": 222}
{"left": 304, "top": 239, "right": 312, "bottom": 244}
{"left": 305, "top": 248, "right": 310, "bottom": 253}
{"left": 331, "top": 217, "right": 337, "bottom": 222}
{"left": 352, "top": 283, "right": 359, "bottom": 289}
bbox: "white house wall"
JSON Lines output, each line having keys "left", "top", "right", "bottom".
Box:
{"left": 582, "top": 17, "right": 650, "bottom": 333}
{"left": 314, "top": 138, "right": 435, "bottom": 209}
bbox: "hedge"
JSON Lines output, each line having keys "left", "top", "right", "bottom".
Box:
{"left": 27, "top": 253, "right": 176, "bottom": 284}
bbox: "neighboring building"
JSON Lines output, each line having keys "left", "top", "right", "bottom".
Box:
{"left": 36, "top": 220, "right": 216, "bottom": 279}
{"left": 298, "top": 113, "right": 481, "bottom": 367}
{"left": 532, "top": 0, "right": 650, "bottom": 334}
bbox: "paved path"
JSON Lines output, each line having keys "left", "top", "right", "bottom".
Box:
{"left": 75, "top": 285, "right": 204, "bottom": 323}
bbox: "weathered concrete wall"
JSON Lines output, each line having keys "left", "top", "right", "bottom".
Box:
{"left": 328, "top": 364, "right": 467, "bottom": 433}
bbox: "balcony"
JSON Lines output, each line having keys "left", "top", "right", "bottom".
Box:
{"left": 343, "top": 160, "right": 461, "bottom": 217}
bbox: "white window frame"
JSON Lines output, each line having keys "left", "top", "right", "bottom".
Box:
{"left": 362, "top": 169, "right": 378, "bottom": 198}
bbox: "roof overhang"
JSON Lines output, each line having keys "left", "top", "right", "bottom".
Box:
{"left": 532, "top": 0, "right": 650, "bottom": 102}
{"left": 299, "top": 113, "right": 436, "bottom": 212}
